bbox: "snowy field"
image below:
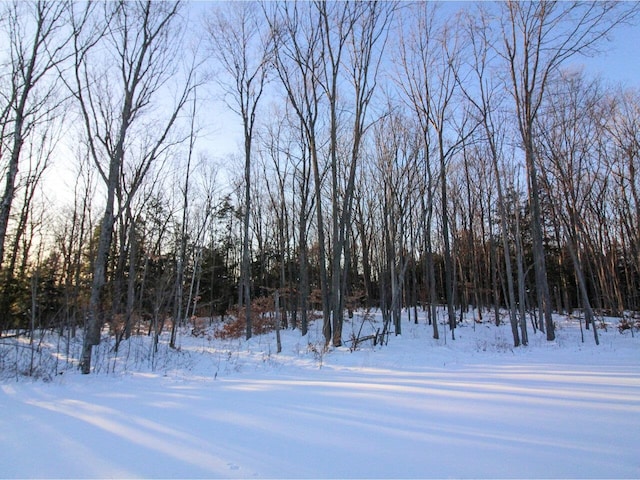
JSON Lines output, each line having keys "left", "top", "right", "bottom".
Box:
{"left": 1, "top": 311, "right": 639, "bottom": 479}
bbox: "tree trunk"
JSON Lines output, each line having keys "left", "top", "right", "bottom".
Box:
{"left": 80, "top": 170, "right": 118, "bottom": 373}
{"left": 439, "top": 142, "right": 456, "bottom": 340}
{"left": 525, "top": 133, "right": 555, "bottom": 340}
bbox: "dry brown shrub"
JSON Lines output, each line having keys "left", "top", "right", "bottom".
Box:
{"left": 618, "top": 315, "right": 640, "bottom": 333}
{"left": 309, "top": 288, "right": 323, "bottom": 310}
{"left": 190, "top": 316, "right": 212, "bottom": 337}
{"left": 214, "top": 297, "right": 277, "bottom": 339}
{"left": 108, "top": 314, "right": 126, "bottom": 336}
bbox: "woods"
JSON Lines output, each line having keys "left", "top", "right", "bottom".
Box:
{"left": 1, "top": 0, "right": 639, "bottom": 375}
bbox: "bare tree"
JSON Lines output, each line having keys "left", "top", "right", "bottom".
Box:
{"left": 55, "top": 149, "right": 95, "bottom": 345}
{"left": 603, "top": 88, "right": 640, "bottom": 311}
{"left": 373, "top": 109, "right": 420, "bottom": 338}
{"left": 259, "top": 108, "right": 298, "bottom": 329}
{"left": 204, "top": 2, "right": 272, "bottom": 340}
{"left": 394, "top": 4, "right": 441, "bottom": 339}
{"left": 266, "top": 1, "right": 331, "bottom": 342}
{"left": 286, "top": 110, "right": 316, "bottom": 336}
{"left": 498, "top": 0, "right": 638, "bottom": 340}
{"left": 168, "top": 87, "right": 200, "bottom": 349}
{"left": 71, "top": 1, "right": 195, "bottom": 374}
{"left": 0, "top": 0, "right": 71, "bottom": 273}
{"left": 536, "top": 71, "right": 605, "bottom": 344}
{"left": 321, "top": 1, "right": 395, "bottom": 346}
{"left": 459, "top": 6, "right": 525, "bottom": 346}
{"left": 267, "top": 1, "right": 394, "bottom": 347}
{"left": 396, "top": 3, "right": 474, "bottom": 340}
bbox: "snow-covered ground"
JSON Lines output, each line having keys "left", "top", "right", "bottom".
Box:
{"left": 1, "top": 311, "right": 639, "bottom": 478}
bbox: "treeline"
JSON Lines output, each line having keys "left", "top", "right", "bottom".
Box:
{"left": 0, "top": 1, "right": 638, "bottom": 373}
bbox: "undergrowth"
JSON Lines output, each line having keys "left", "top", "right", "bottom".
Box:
{"left": 0, "top": 308, "right": 637, "bottom": 382}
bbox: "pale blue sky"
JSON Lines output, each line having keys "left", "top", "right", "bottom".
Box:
{"left": 51, "top": 2, "right": 640, "bottom": 207}
{"left": 200, "top": 2, "right": 640, "bottom": 163}
{"left": 577, "top": 21, "right": 640, "bottom": 89}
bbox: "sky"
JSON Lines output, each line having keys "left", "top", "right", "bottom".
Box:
{"left": 200, "top": 3, "right": 640, "bottom": 162}
{"left": 47, "top": 2, "right": 640, "bottom": 211}
{"left": 576, "top": 21, "right": 640, "bottom": 89}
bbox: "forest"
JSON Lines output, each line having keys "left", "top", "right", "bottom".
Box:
{"left": 1, "top": 0, "right": 639, "bottom": 376}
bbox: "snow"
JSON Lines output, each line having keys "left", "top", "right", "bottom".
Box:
{"left": 1, "top": 311, "right": 639, "bottom": 478}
